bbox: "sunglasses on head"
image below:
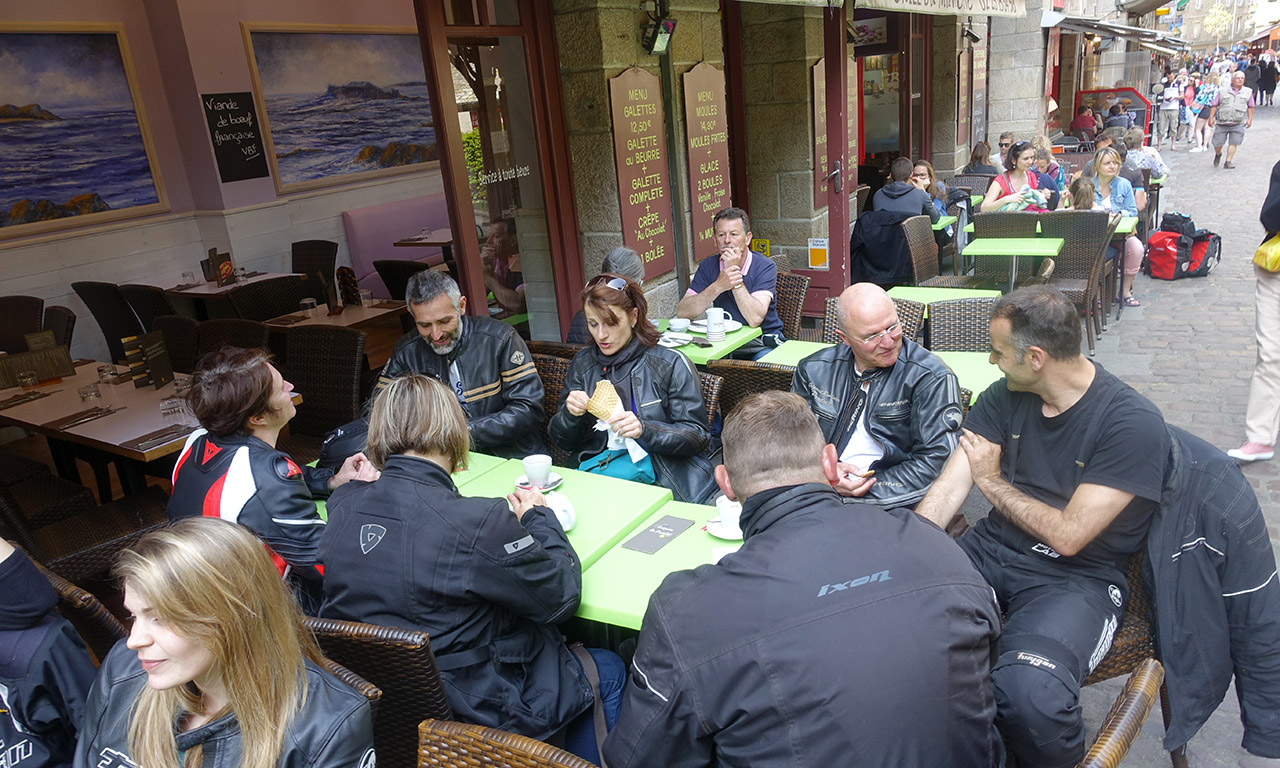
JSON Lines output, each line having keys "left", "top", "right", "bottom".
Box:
{"left": 587, "top": 275, "right": 628, "bottom": 291}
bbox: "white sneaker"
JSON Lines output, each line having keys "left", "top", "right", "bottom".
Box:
{"left": 1227, "top": 442, "right": 1276, "bottom": 462}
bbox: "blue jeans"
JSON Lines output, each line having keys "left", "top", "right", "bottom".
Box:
{"left": 563, "top": 648, "right": 626, "bottom": 764}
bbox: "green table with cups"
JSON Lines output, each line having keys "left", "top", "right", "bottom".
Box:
{"left": 656, "top": 318, "right": 762, "bottom": 366}
{"left": 577, "top": 500, "right": 740, "bottom": 630}
{"left": 456, "top": 459, "right": 673, "bottom": 569}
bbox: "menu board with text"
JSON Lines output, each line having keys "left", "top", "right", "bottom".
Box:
{"left": 813, "top": 60, "right": 828, "bottom": 201}
{"left": 610, "top": 68, "right": 676, "bottom": 278}
{"left": 682, "top": 63, "right": 732, "bottom": 260}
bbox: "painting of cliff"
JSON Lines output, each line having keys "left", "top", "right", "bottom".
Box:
{"left": 244, "top": 25, "right": 439, "bottom": 194}
{"left": 0, "top": 25, "right": 166, "bottom": 237}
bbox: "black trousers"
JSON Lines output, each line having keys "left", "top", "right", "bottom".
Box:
{"left": 960, "top": 525, "right": 1127, "bottom": 768}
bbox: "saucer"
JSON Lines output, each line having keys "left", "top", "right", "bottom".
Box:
{"left": 658, "top": 332, "right": 693, "bottom": 348}
{"left": 516, "top": 472, "right": 563, "bottom": 492}
{"left": 704, "top": 518, "right": 743, "bottom": 541}
{"left": 689, "top": 319, "right": 743, "bottom": 334}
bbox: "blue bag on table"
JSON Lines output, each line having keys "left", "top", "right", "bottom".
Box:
{"left": 578, "top": 448, "right": 656, "bottom": 484}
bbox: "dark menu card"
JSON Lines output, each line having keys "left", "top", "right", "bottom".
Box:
{"left": 201, "top": 92, "right": 270, "bottom": 183}
{"left": 682, "top": 63, "right": 732, "bottom": 260}
{"left": 610, "top": 68, "right": 676, "bottom": 279}
{"left": 123, "top": 332, "right": 173, "bottom": 390}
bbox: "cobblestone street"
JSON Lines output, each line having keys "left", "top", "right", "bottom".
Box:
{"left": 1076, "top": 103, "right": 1280, "bottom": 766}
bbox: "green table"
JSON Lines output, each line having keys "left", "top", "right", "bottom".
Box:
{"left": 313, "top": 451, "right": 508, "bottom": 521}
{"left": 962, "top": 237, "right": 1064, "bottom": 291}
{"left": 932, "top": 215, "right": 957, "bottom": 231}
{"left": 886, "top": 286, "right": 1003, "bottom": 318}
{"left": 656, "top": 319, "right": 763, "bottom": 366}
{"left": 459, "top": 459, "right": 672, "bottom": 568}
{"left": 970, "top": 194, "right": 984, "bottom": 208}
{"left": 962, "top": 216, "right": 1138, "bottom": 235}
{"left": 934, "top": 351, "right": 1003, "bottom": 405}
{"left": 577, "top": 500, "right": 739, "bottom": 630}
{"left": 757, "top": 340, "right": 832, "bottom": 367}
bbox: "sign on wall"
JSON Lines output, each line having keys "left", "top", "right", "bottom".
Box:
{"left": 682, "top": 63, "right": 732, "bottom": 260}
{"left": 971, "top": 45, "right": 988, "bottom": 145}
{"left": 200, "top": 91, "right": 270, "bottom": 183}
{"left": 609, "top": 68, "right": 676, "bottom": 278}
{"left": 813, "top": 60, "right": 828, "bottom": 202}
{"left": 957, "top": 50, "right": 972, "bottom": 149}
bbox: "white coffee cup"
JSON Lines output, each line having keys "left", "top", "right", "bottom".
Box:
{"left": 669, "top": 317, "right": 691, "bottom": 332}
{"left": 705, "top": 308, "right": 728, "bottom": 340}
{"left": 715, "top": 494, "right": 743, "bottom": 537}
{"left": 522, "top": 454, "right": 553, "bottom": 489}
{"left": 545, "top": 491, "right": 576, "bottom": 531}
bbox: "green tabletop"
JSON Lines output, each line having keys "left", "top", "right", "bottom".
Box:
{"left": 578, "top": 500, "right": 739, "bottom": 630}
{"left": 500, "top": 313, "right": 530, "bottom": 327}
{"left": 1149, "top": 175, "right": 1167, "bottom": 186}
{"left": 459, "top": 459, "right": 672, "bottom": 569}
{"left": 757, "top": 340, "right": 832, "bottom": 367}
{"left": 933, "top": 215, "right": 958, "bottom": 231}
{"left": 934, "top": 351, "right": 1004, "bottom": 405}
{"left": 313, "top": 451, "right": 507, "bottom": 521}
{"left": 886, "top": 286, "right": 1003, "bottom": 318}
{"left": 963, "top": 216, "right": 1138, "bottom": 235}
{"left": 656, "top": 319, "right": 763, "bottom": 366}
{"left": 962, "top": 237, "right": 1064, "bottom": 257}
{"left": 970, "top": 194, "right": 984, "bottom": 207}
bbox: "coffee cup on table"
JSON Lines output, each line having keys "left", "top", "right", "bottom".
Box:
{"left": 704, "top": 308, "right": 728, "bottom": 341}
{"left": 522, "top": 454, "right": 553, "bottom": 489}
{"left": 715, "top": 494, "right": 743, "bottom": 537}
{"left": 669, "top": 317, "right": 691, "bottom": 333}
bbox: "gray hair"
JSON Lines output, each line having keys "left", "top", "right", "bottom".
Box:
{"left": 601, "top": 247, "right": 645, "bottom": 285}
{"left": 405, "top": 268, "right": 462, "bottom": 309}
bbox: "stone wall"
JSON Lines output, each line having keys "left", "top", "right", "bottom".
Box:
{"left": 930, "top": 16, "right": 968, "bottom": 177}
{"left": 988, "top": 0, "right": 1050, "bottom": 141}
{"left": 552, "top": 0, "right": 724, "bottom": 318}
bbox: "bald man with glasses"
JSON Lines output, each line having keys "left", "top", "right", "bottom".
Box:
{"left": 792, "top": 283, "right": 963, "bottom": 509}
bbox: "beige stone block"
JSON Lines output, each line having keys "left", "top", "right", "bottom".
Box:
{"left": 753, "top": 218, "right": 815, "bottom": 249}
{"left": 569, "top": 133, "right": 622, "bottom": 231}
{"left": 580, "top": 233, "right": 625, "bottom": 275}
{"left": 552, "top": 0, "right": 600, "bottom": 14}
{"left": 701, "top": 15, "right": 724, "bottom": 65}
{"left": 555, "top": 10, "right": 604, "bottom": 71}
{"left": 743, "top": 63, "right": 772, "bottom": 104}
{"left": 670, "top": 10, "right": 706, "bottom": 64}
{"left": 644, "top": 275, "right": 682, "bottom": 319}
{"left": 599, "top": 8, "right": 647, "bottom": 68}
{"left": 742, "top": 20, "right": 804, "bottom": 64}
{"left": 778, "top": 172, "right": 815, "bottom": 219}
{"left": 772, "top": 61, "right": 809, "bottom": 103}
{"left": 561, "top": 71, "right": 612, "bottom": 134}
{"left": 745, "top": 103, "right": 812, "bottom": 173}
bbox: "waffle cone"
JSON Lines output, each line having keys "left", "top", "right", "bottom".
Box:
{"left": 585, "top": 379, "right": 621, "bottom": 420}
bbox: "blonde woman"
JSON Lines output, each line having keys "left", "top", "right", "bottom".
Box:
{"left": 74, "top": 518, "right": 374, "bottom": 768}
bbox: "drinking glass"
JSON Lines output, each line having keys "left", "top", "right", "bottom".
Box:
{"left": 17, "top": 371, "right": 38, "bottom": 391}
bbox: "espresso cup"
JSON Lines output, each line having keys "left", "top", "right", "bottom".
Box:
{"left": 522, "top": 454, "right": 553, "bottom": 489}
{"left": 669, "top": 317, "right": 691, "bottom": 333}
{"left": 715, "top": 494, "right": 743, "bottom": 537}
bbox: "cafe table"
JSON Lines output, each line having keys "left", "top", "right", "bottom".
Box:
{"left": 164, "top": 271, "right": 295, "bottom": 298}
{"left": 457, "top": 459, "right": 673, "bottom": 569}
{"left": 934, "top": 351, "right": 1003, "bottom": 405}
{"left": 962, "top": 216, "right": 1138, "bottom": 235}
{"left": 655, "top": 319, "right": 762, "bottom": 366}
{"left": 932, "top": 215, "right": 957, "bottom": 231}
{"left": 392, "top": 227, "right": 455, "bottom": 267}
{"left": 886, "top": 286, "right": 1003, "bottom": 318}
{"left": 961, "top": 237, "right": 1064, "bottom": 292}
{"left": 970, "top": 194, "right": 984, "bottom": 208}
{"left": 577, "top": 500, "right": 738, "bottom": 630}
{"left": 757, "top": 340, "right": 831, "bottom": 368}
{"left": 265, "top": 302, "right": 410, "bottom": 367}
{"left": 313, "top": 451, "right": 508, "bottom": 521}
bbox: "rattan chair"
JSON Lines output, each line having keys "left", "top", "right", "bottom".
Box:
{"left": 928, "top": 297, "right": 998, "bottom": 352}
{"left": 945, "top": 174, "right": 996, "bottom": 194}
{"left": 1041, "top": 211, "right": 1118, "bottom": 356}
{"left": 853, "top": 184, "right": 871, "bottom": 218}
{"left": 0, "top": 451, "right": 51, "bottom": 488}
{"left": 226, "top": 275, "right": 322, "bottom": 322}
{"left": 292, "top": 240, "right": 339, "bottom": 285}
{"left": 774, "top": 271, "right": 809, "bottom": 341}
{"left": 43, "top": 305, "right": 76, "bottom": 349}
{"left": 1033, "top": 257, "right": 1056, "bottom": 284}
{"left": 904, "top": 216, "right": 985, "bottom": 289}
{"left": 153, "top": 315, "right": 200, "bottom": 373}
{"left": 527, "top": 340, "right": 587, "bottom": 359}
{"left": 704, "top": 359, "right": 796, "bottom": 418}
{"left": 304, "top": 617, "right": 452, "bottom": 768}
{"left": 196, "top": 318, "right": 269, "bottom": 358}
{"left": 1078, "top": 658, "right": 1166, "bottom": 768}
{"left": 418, "top": 719, "right": 595, "bottom": 768}
{"left": 71, "top": 282, "right": 144, "bottom": 363}
{"left": 277, "top": 326, "right": 367, "bottom": 464}
{"left": 533, "top": 353, "right": 576, "bottom": 466}
{"left": 27, "top": 553, "right": 127, "bottom": 663}
{"left": 970, "top": 211, "right": 1041, "bottom": 286}
{"left": 374, "top": 260, "right": 433, "bottom": 302}
{"left": 820, "top": 296, "right": 924, "bottom": 345}
{"left": 698, "top": 371, "right": 723, "bottom": 431}
{"left": 119, "top": 284, "right": 177, "bottom": 332}
{"left": 0, "top": 295, "right": 45, "bottom": 354}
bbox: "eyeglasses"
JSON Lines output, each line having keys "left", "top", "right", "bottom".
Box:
{"left": 998, "top": 142, "right": 1012, "bottom": 148}
{"left": 587, "top": 275, "right": 628, "bottom": 291}
{"left": 856, "top": 322, "right": 902, "bottom": 345}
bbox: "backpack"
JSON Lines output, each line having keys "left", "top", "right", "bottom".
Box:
{"left": 1160, "top": 212, "right": 1197, "bottom": 237}
{"left": 1145, "top": 230, "right": 1221, "bottom": 280}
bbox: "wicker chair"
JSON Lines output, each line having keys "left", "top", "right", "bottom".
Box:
{"left": 304, "top": 617, "right": 452, "bottom": 768}
{"left": 1078, "top": 658, "right": 1166, "bottom": 768}
{"left": 1041, "top": 211, "right": 1118, "bottom": 355}
{"left": 928, "top": 297, "right": 998, "bottom": 352}
{"left": 904, "top": 216, "right": 984, "bottom": 289}
{"left": 43, "top": 305, "right": 76, "bottom": 349}
{"left": 153, "top": 315, "right": 200, "bottom": 373}
{"left": 820, "top": 296, "right": 925, "bottom": 345}
{"left": 277, "top": 326, "right": 367, "bottom": 464}
{"left": 419, "top": 719, "right": 594, "bottom": 768}
{"left": 698, "top": 371, "right": 724, "bottom": 431}
{"left": 291, "top": 240, "right": 339, "bottom": 285}
{"left": 0, "top": 295, "right": 45, "bottom": 354}
{"left": 971, "top": 211, "right": 1041, "bottom": 286}
{"left": 527, "top": 340, "right": 586, "bottom": 359}
{"left": 854, "top": 184, "right": 871, "bottom": 218}
{"left": 945, "top": 174, "right": 996, "bottom": 194}
{"left": 71, "top": 282, "right": 144, "bottom": 363}
{"left": 773, "top": 271, "right": 809, "bottom": 341}
{"left": 27, "top": 553, "right": 127, "bottom": 663}
{"left": 196, "top": 319, "right": 269, "bottom": 358}
{"left": 119, "top": 284, "right": 177, "bottom": 332}
{"left": 704, "top": 359, "right": 795, "bottom": 418}
{"left": 0, "top": 452, "right": 51, "bottom": 488}
{"left": 226, "top": 275, "right": 321, "bottom": 322}
{"left": 374, "top": 260, "right": 433, "bottom": 302}
{"left": 533, "top": 353, "right": 576, "bottom": 466}
{"left": 1033, "top": 257, "right": 1056, "bottom": 284}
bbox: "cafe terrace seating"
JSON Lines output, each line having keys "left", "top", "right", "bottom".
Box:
{"left": 927, "top": 297, "right": 998, "bottom": 353}
{"left": 1040, "top": 210, "right": 1119, "bottom": 355}
{"left": 419, "top": 719, "right": 594, "bottom": 768}
{"left": 375, "top": 258, "right": 434, "bottom": 302}
{"left": 227, "top": 274, "right": 326, "bottom": 322}
{"left": 0, "top": 295, "right": 76, "bottom": 354}
{"left": 276, "top": 326, "right": 367, "bottom": 464}
{"left": 291, "top": 239, "right": 339, "bottom": 292}
{"left": 819, "top": 295, "right": 925, "bottom": 345}
{"left": 152, "top": 314, "right": 200, "bottom": 373}
{"left": 29, "top": 551, "right": 128, "bottom": 664}
{"left": 119, "top": 284, "right": 178, "bottom": 333}
{"left": 905, "top": 215, "right": 989, "bottom": 291}
{"left": 72, "top": 281, "right": 144, "bottom": 364}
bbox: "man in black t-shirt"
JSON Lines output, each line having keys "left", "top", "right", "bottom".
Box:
{"left": 917, "top": 286, "right": 1169, "bottom": 768}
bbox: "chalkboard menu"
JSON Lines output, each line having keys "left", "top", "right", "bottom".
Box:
{"left": 682, "top": 63, "right": 731, "bottom": 261}
{"left": 201, "top": 92, "right": 270, "bottom": 183}
{"left": 609, "top": 69, "right": 676, "bottom": 278}
{"left": 813, "top": 61, "right": 828, "bottom": 202}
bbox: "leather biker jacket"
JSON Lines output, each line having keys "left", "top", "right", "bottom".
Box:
{"left": 549, "top": 340, "right": 717, "bottom": 504}
{"left": 379, "top": 314, "right": 547, "bottom": 458}
{"left": 792, "top": 338, "right": 963, "bottom": 508}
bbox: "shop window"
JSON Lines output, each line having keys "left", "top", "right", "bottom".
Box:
{"left": 862, "top": 54, "right": 900, "bottom": 155}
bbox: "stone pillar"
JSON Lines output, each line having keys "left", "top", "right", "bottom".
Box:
{"left": 988, "top": 0, "right": 1049, "bottom": 141}
{"left": 552, "top": 0, "right": 725, "bottom": 319}
{"left": 930, "top": 16, "right": 965, "bottom": 177}
{"left": 739, "top": 3, "right": 826, "bottom": 272}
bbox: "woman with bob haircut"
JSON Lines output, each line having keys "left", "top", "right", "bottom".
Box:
{"left": 167, "top": 347, "right": 377, "bottom": 610}
{"left": 74, "top": 517, "right": 374, "bottom": 768}
{"left": 550, "top": 274, "right": 717, "bottom": 503}
{"left": 317, "top": 374, "right": 624, "bottom": 763}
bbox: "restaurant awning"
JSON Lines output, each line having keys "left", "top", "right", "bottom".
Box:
{"left": 1041, "top": 10, "right": 1187, "bottom": 48}
{"left": 1117, "top": 0, "right": 1174, "bottom": 20}
{"left": 856, "top": 0, "right": 1027, "bottom": 19}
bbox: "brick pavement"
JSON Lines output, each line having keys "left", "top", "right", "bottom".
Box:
{"left": 1076, "top": 103, "right": 1280, "bottom": 767}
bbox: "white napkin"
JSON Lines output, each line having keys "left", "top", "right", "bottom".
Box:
{"left": 593, "top": 419, "right": 649, "bottom": 462}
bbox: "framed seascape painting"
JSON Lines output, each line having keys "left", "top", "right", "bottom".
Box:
{"left": 242, "top": 24, "right": 439, "bottom": 194}
{"left": 0, "top": 24, "right": 168, "bottom": 239}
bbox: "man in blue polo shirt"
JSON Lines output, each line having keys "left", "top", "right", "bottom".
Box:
{"left": 677, "top": 207, "right": 784, "bottom": 359}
